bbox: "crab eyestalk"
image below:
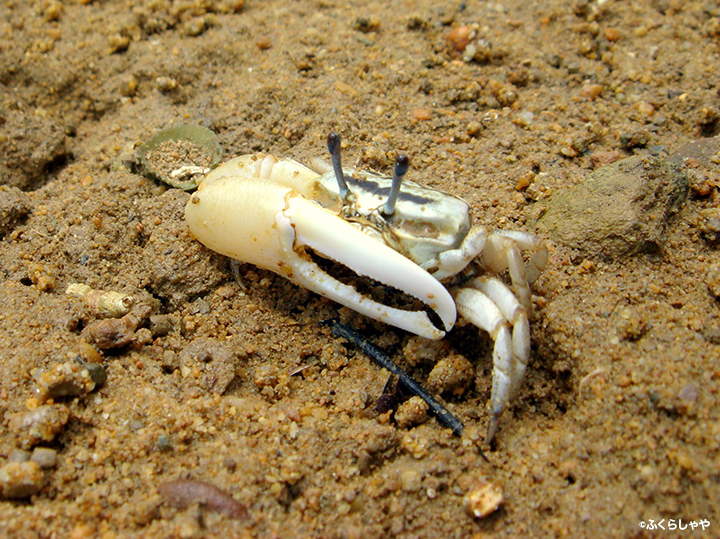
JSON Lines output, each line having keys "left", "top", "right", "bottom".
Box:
{"left": 381, "top": 154, "right": 409, "bottom": 217}
{"left": 327, "top": 132, "right": 351, "bottom": 200}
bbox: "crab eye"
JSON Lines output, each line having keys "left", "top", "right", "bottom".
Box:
{"left": 327, "top": 132, "right": 351, "bottom": 200}
{"left": 381, "top": 154, "right": 409, "bottom": 217}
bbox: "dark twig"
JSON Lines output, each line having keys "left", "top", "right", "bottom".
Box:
{"left": 327, "top": 321, "right": 466, "bottom": 437}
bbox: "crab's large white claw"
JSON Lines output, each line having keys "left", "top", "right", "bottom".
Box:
{"left": 185, "top": 172, "right": 456, "bottom": 339}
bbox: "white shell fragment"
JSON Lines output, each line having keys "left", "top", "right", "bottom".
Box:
{"left": 66, "top": 283, "right": 134, "bottom": 318}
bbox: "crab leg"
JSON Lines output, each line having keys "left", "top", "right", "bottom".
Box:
{"left": 186, "top": 174, "right": 456, "bottom": 340}
{"left": 454, "top": 277, "right": 530, "bottom": 444}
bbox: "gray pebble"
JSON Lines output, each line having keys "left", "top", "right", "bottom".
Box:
{"left": 7, "top": 449, "right": 31, "bottom": 464}
{"left": 86, "top": 363, "right": 107, "bottom": 389}
{"left": 30, "top": 447, "right": 58, "bottom": 469}
{"left": 156, "top": 435, "right": 173, "bottom": 452}
{"left": 536, "top": 155, "right": 688, "bottom": 259}
{"left": 149, "top": 314, "right": 174, "bottom": 337}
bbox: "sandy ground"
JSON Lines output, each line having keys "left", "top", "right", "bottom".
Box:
{"left": 0, "top": 0, "right": 719, "bottom": 537}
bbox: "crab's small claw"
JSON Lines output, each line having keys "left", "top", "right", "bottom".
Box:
{"left": 279, "top": 194, "right": 456, "bottom": 339}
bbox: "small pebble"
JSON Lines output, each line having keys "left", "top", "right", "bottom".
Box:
{"left": 182, "top": 17, "right": 207, "bottom": 37}
{"left": 400, "top": 469, "right": 422, "bottom": 493}
{"left": 446, "top": 25, "right": 473, "bottom": 53}
{"left": 580, "top": 84, "right": 603, "bottom": 100}
{"left": 635, "top": 100, "right": 655, "bottom": 116}
{"left": 156, "top": 435, "right": 173, "bottom": 452}
{"left": 86, "top": 362, "right": 107, "bottom": 389}
{"left": 0, "top": 461, "right": 44, "bottom": 499}
{"left": 118, "top": 74, "right": 138, "bottom": 97}
{"left": 394, "top": 396, "right": 429, "bottom": 429}
{"left": 464, "top": 38, "right": 494, "bottom": 63}
{"left": 412, "top": 108, "right": 431, "bottom": 121}
{"left": 464, "top": 481, "right": 503, "bottom": 518}
{"left": 81, "top": 305, "right": 149, "bottom": 350}
{"left": 604, "top": 27, "right": 621, "bottom": 42}
{"left": 34, "top": 361, "right": 96, "bottom": 401}
{"left": 426, "top": 354, "right": 474, "bottom": 395}
{"left": 107, "top": 34, "right": 130, "bottom": 54}
{"left": 706, "top": 263, "right": 720, "bottom": 297}
{"left": 158, "top": 479, "right": 248, "bottom": 519}
{"left": 353, "top": 16, "right": 380, "bottom": 33}
{"left": 8, "top": 404, "right": 70, "bottom": 450}
{"left": 676, "top": 384, "right": 699, "bottom": 416}
{"left": 149, "top": 314, "right": 174, "bottom": 337}
{"left": 7, "top": 449, "right": 31, "bottom": 464}
{"left": 31, "top": 447, "right": 58, "bottom": 469}
{"left": 134, "top": 327, "right": 153, "bottom": 346}
{"left": 155, "top": 77, "right": 178, "bottom": 92}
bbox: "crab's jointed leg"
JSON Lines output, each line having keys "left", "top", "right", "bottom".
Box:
{"left": 478, "top": 231, "right": 548, "bottom": 316}
{"left": 453, "top": 276, "right": 530, "bottom": 444}
{"left": 421, "top": 225, "right": 488, "bottom": 280}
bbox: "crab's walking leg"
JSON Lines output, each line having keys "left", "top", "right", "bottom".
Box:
{"left": 480, "top": 231, "right": 547, "bottom": 316}
{"left": 422, "top": 226, "right": 488, "bottom": 280}
{"left": 493, "top": 230, "right": 549, "bottom": 285}
{"left": 454, "top": 277, "right": 530, "bottom": 444}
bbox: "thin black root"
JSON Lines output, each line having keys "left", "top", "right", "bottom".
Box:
{"left": 324, "top": 320, "right": 489, "bottom": 463}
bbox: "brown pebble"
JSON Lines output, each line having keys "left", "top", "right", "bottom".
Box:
{"left": 0, "top": 461, "right": 44, "bottom": 499}
{"left": 580, "top": 84, "right": 603, "bottom": 100}
{"left": 107, "top": 33, "right": 130, "bottom": 54}
{"left": 81, "top": 316, "right": 136, "bottom": 349}
{"left": 118, "top": 74, "right": 138, "bottom": 97}
{"left": 394, "top": 396, "right": 429, "bottom": 429}
{"left": 412, "top": 108, "right": 431, "bottom": 121}
{"left": 446, "top": 25, "right": 473, "bottom": 53}
{"left": 149, "top": 314, "right": 174, "bottom": 337}
{"left": 353, "top": 16, "right": 381, "bottom": 33}
{"left": 604, "top": 27, "right": 621, "bottom": 42}
{"left": 426, "top": 353, "right": 474, "bottom": 395}
{"left": 81, "top": 304, "right": 150, "bottom": 350}
{"left": 158, "top": 479, "right": 248, "bottom": 519}
{"left": 8, "top": 404, "right": 70, "bottom": 450}
{"left": 635, "top": 100, "right": 655, "bottom": 116}
{"left": 589, "top": 150, "right": 622, "bottom": 168}
{"left": 7, "top": 449, "right": 31, "bottom": 464}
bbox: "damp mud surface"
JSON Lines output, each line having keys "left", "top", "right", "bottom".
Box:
{"left": 0, "top": 1, "right": 719, "bottom": 538}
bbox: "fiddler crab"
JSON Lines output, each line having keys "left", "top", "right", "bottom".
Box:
{"left": 185, "top": 133, "right": 548, "bottom": 443}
